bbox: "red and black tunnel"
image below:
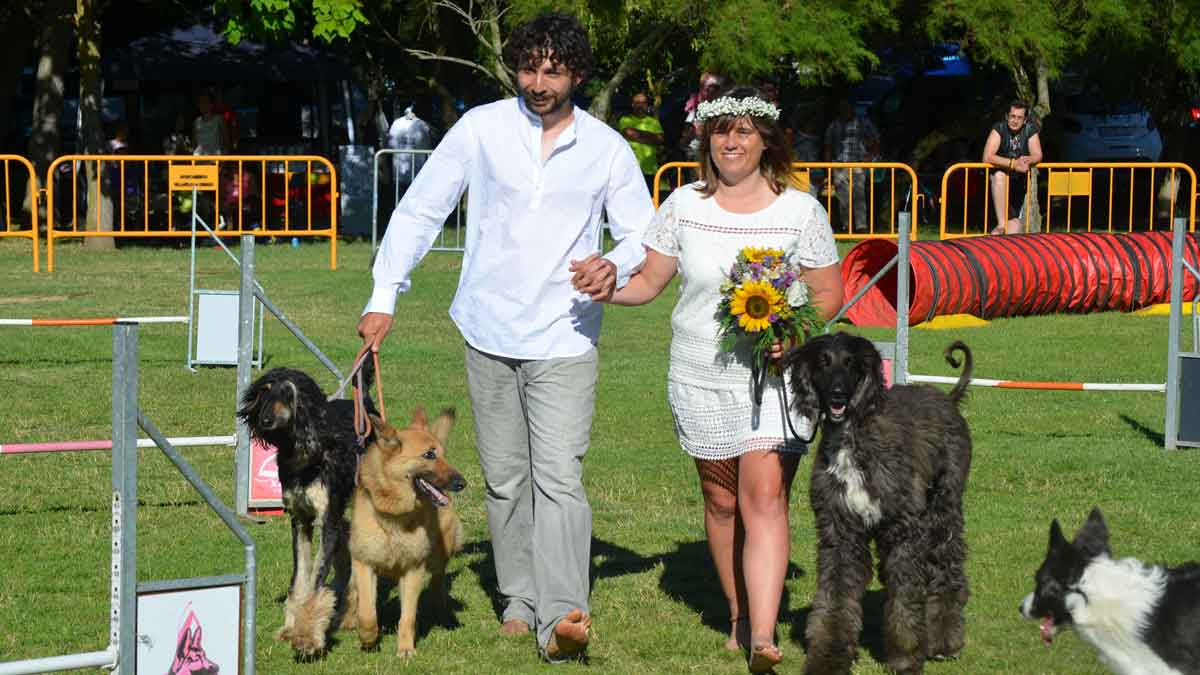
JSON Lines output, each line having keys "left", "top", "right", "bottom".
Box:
{"left": 841, "top": 232, "right": 1200, "bottom": 327}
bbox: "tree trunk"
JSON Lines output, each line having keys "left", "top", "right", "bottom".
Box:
{"left": 25, "top": 0, "right": 71, "bottom": 231}
{"left": 0, "top": 7, "right": 35, "bottom": 152}
{"left": 76, "top": 0, "right": 112, "bottom": 248}
{"left": 587, "top": 23, "right": 671, "bottom": 123}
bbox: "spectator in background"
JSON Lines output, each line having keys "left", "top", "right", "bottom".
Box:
{"left": 192, "top": 92, "right": 228, "bottom": 229}
{"left": 163, "top": 113, "right": 193, "bottom": 155}
{"left": 824, "top": 99, "right": 879, "bottom": 232}
{"left": 209, "top": 86, "right": 239, "bottom": 152}
{"left": 982, "top": 100, "right": 1042, "bottom": 234}
{"left": 193, "top": 91, "right": 227, "bottom": 156}
{"left": 618, "top": 92, "right": 665, "bottom": 198}
{"left": 757, "top": 78, "right": 793, "bottom": 150}
{"left": 681, "top": 72, "right": 726, "bottom": 159}
{"left": 791, "top": 114, "right": 823, "bottom": 197}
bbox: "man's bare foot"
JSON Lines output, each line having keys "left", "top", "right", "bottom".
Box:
{"left": 499, "top": 618, "right": 530, "bottom": 636}
{"left": 545, "top": 608, "right": 590, "bottom": 660}
{"left": 725, "top": 616, "right": 749, "bottom": 651}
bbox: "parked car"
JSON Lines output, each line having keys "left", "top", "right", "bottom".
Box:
{"left": 1056, "top": 95, "right": 1163, "bottom": 162}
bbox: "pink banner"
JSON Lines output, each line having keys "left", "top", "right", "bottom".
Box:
{"left": 249, "top": 438, "right": 282, "bottom": 507}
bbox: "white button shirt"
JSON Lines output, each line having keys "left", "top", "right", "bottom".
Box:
{"left": 365, "top": 97, "right": 654, "bottom": 360}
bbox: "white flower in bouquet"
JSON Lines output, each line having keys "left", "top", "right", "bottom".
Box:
{"left": 786, "top": 280, "right": 808, "bottom": 308}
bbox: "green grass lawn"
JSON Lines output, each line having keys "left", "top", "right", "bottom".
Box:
{"left": 0, "top": 235, "right": 1194, "bottom": 674}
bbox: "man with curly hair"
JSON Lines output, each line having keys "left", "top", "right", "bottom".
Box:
{"left": 358, "top": 11, "right": 653, "bottom": 662}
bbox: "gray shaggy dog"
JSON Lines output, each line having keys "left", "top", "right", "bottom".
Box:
{"left": 784, "top": 332, "right": 973, "bottom": 675}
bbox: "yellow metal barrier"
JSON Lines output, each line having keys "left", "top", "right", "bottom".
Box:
{"left": 652, "top": 161, "right": 920, "bottom": 240}
{"left": 45, "top": 155, "right": 340, "bottom": 271}
{"left": 939, "top": 162, "right": 1198, "bottom": 239}
{"left": 1, "top": 155, "right": 39, "bottom": 271}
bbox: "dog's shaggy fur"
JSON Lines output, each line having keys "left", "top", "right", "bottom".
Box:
{"left": 1021, "top": 508, "right": 1200, "bottom": 674}
{"left": 784, "top": 332, "right": 973, "bottom": 675}
{"left": 238, "top": 366, "right": 374, "bottom": 656}
{"left": 344, "top": 408, "right": 465, "bottom": 658}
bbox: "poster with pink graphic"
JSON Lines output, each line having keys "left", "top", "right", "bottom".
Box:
{"left": 136, "top": 585, "right": 240, "bottom": 674}
{"left": 248, "top": 438, "right": 282, "bottom": 509}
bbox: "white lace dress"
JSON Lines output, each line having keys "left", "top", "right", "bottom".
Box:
{"left": 646, "top": 184, "right": 839, "bottom": 460}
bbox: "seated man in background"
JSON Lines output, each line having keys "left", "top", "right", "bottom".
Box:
{"left": 982, "top": 100, "right": 1042, "bottom": 234}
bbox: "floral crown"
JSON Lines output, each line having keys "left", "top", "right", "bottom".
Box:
{"left": 694, "top": 96, "right": 780, "bottom": 123}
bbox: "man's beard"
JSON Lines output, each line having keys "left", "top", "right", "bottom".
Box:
{"left": 521, "top": 87, "right": 572, "bottom": 116}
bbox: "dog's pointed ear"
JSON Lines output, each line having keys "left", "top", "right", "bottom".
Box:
{"left": 1074, "top": 507, "right": 1111, "bottom": 557}
{"left": 368, "top": 413, "right": 392, "bottom": 437}
{"left": 430, "top": 407, "right": 456, "bottom": 447}
{"left": 783, "top": 342, "right": 819, "bottom": 424}
{"left": 410, "top": 406, "right": 429, "bottom": 430}
{"left": 1048, "top": 519, "right": 1067, "bottom": 552}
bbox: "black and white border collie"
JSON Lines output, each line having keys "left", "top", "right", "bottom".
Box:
{"left": 1020, "top": 507, "right": 1200, "bottom": 674}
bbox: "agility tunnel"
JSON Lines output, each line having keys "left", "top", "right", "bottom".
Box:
{"left": 841, "top": 231, "right": 1200, "bottom": 327}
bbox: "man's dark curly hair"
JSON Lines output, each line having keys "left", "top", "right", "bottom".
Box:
{"left": 503, "top": 12, "right": 593, "bottom": 83}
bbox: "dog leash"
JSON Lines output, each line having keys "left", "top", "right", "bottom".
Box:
{"left": 757, "top": 353, "right": 818, "bottom": 446}
{"left": 329, "top": 345, "right": 386, "bottom": 446}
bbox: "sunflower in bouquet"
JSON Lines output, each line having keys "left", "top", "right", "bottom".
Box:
{"left": 717, "top": 246, "right": 824, "bottom": 366}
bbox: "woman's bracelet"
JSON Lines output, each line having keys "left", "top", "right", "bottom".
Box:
{"left": 1009, "top": 158, "right": 1015, "bottom": 170}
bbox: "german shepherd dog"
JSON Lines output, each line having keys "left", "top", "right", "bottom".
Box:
{"left": 238, "top": 366, "right": 374, "bottom": 656}
{"left": 1021, "top": 507, "right": 1200, "bottom": 674}
{"left": 344, "top": 407, "right": 466, "bottom": 658}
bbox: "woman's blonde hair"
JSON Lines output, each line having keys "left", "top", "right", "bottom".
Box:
{"left": 695, "top": 85, "right": 794, "bottom": 197}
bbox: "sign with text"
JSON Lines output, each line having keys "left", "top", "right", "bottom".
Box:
{"left": 169, "top": 164, "right": 218, "bottom": 192}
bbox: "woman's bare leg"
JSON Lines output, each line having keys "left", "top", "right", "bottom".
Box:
{"left": 695, "top": 458, "right": 748, "bottom": 650}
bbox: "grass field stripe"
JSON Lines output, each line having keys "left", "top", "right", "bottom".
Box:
{"left": 908, "top": 374, "right": 1165, "bottom": 392}
{"left": 0, "top": 435, "right": 237, "bottom": 454}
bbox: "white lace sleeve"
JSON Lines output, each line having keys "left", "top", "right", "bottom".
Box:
{"left": 789, "top": 194, "right": 839, "bottom": 269}
{"left": 645, "top": 189, "right": 681, "bottom": 257}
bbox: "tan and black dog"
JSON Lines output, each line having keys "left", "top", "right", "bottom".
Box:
{"left": 343, "top": 407, "right": 466, "bottom": 657}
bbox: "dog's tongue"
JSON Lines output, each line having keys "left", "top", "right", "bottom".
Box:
{"left": 830, "top": 404, "right": 846, "bottom": 417}
{"left": 1039, "top": 617, "right": 1054, "bottom": 646}
{"left": 417, "top": 478, "right": 450, "bottom": 507}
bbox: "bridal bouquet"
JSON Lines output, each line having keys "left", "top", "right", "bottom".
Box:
{"left": 717, "top": 246, "right": 823, "bottom": 365}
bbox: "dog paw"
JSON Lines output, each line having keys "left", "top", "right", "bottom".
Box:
{"left": 289, "top": 632, "right": 327, "bottom": 658}
{"left": 359, "top": 637, "right": 380, "bottom": 652}
{"left": 275, "top": 626, "right": 294, "bottom": 643}
{"left": 397, "top": 645, "right": 416, "bottom": 658}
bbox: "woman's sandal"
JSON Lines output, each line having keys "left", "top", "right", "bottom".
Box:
{"left": 748, "top": 642, "right": 783, "bottom": 673}
{"left": 725, "top": 617, "right": 749, "bottom": 652}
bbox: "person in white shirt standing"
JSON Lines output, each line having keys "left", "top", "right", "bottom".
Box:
{"left": 357, "top": 12, "right": 654, "bottom": 663}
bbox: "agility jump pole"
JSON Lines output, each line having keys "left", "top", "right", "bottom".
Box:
{"left": 908, "top": 374, "right": 1166, "bottom": 392}
{"left": 1, "top": 435, "right": 236, "bottom": 455}
{"left": 0, "top": 316, "right": 188, "bottom": 326}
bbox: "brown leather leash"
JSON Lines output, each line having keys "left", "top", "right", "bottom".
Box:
{"left": 329, "top": 344, "right": 386, "bottom": 446}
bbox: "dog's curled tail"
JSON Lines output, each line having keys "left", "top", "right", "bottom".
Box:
{"left": 944, "top": 340, "right": 973, "bottom": 406}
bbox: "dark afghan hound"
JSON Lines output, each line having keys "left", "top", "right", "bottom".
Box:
{"left": 784, "top": 332, "right": 973, "bottom": 675}
{"left": 238, "top": 364, "right": 374, "bottom": 656}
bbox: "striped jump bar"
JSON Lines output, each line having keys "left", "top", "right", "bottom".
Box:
{"left": 0, "top": 316, "right": 188, "bottom": 326}
{"left": 1, "top": 435, "right": 237, "bottom": 454}
{"left": 908, "top": 374, "right": 1165, "bottom": 392}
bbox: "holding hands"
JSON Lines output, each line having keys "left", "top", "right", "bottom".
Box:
{"left": 570, "top": 253, "right": 617, "bottom": 302}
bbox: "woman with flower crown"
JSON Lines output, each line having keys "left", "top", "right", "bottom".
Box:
{"left": 577, "top": 84, "right": 842, "bottom": 671}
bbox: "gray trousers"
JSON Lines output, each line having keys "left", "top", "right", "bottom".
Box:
{"left": 464, "top": 344, "right": 598, "bottom": 652}
{"left": 833, "top": 167, "right": 870, "bottom": 232}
